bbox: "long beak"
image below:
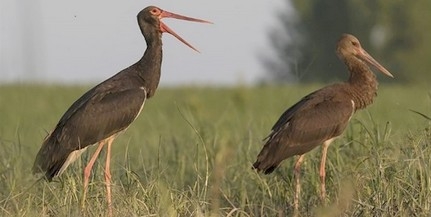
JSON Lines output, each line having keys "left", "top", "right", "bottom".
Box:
{"left": 159, "top": 10, "right": 212, "bottom": 52}
{"left": 359, "top": 48, "right": 394, "bottom": 78}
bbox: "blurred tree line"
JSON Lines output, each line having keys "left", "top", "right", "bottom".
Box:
{"left": 262, "top": 0, "right": 431, "bottom": 84}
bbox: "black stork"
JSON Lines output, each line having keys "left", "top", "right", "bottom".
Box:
{"left": 32, "top": 6, "right": 210, "bottom": 216}
{"left": 253, "top": 34, "right": 393, "bottom": 212}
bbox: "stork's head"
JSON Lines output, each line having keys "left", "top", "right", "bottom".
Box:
{"left": 336, "top": 34, "right": 393, "bottom": 78}
{"left": 138, "top": 6, "right": 212, "bottom": 52}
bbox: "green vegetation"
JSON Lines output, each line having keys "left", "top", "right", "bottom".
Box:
{"left": 0, "top": 84, "right": 430, "bottom": 216}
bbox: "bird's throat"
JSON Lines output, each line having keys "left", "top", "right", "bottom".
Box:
{"left": 137, "top": 42, "right": 163, "bottom": 98}
{"left": 346, "top": 60, "right": 378, "bottom": 110}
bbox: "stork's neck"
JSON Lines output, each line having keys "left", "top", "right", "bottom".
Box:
{"left": 136, "top": 29, "right": 163, "bottom": 98}
{"left": 345, "top": 56, "right": 378, "bottom": 110}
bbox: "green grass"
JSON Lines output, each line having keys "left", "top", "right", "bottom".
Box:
{"left": 0, "top": 84, "right": 430, "bottom": 216}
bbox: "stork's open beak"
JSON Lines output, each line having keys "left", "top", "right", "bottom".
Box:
{"left": 359, "top": 48, "right": 394, "bottom": 78}
{"left": 159, "top": 10, "right": 212, "bottom": 52}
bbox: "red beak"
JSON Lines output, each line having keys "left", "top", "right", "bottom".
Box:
{"left": 159, "top": 10, "right": 212, "bottom": 52}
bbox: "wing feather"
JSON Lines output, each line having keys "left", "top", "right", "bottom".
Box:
{"left": 254, "top": 85, "right": 355, "bottom": 173}
{"left": 33, "top": 80, "right": 147, "bottom": 179}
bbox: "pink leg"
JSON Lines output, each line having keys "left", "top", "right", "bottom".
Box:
{"left": 320, "top": 139, "right": 334, "bottom": 202}
{"left": 105, "top": 136, "right": 115, "bottom": 217}
{"left": 82, "top": 140, "right": 107, "bottom": 208}
{"left": 293, "top": 154, "right": 305, "bottom": 215}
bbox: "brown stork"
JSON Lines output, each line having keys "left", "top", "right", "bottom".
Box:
{"left": 253, "top": 34, "right": 393, "bottom": 212}
{"left": 32, "top": 6, "right": 210, "bottom": 216}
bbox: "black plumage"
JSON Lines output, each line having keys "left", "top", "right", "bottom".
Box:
{"left": 33, "top": 59, "right": 149, "bottom": 180}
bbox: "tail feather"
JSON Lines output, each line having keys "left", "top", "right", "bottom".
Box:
{"left": 252, "top": 139, "right": 283, "bottom": 174}
{"left": 32, "top": 132, "right": 68, "bottom": 181}
{"left": 252, "top": 161, "right": 278, "bottom": 174}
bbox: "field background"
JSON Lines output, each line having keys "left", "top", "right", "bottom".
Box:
{"left": 0, "top": 84, "right": 430, "bottom": 216}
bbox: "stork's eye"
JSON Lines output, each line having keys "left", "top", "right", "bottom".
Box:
{"left": 150, "top": 8, "right": 159, "bottom": 15}
{"left": 351, "top": 41, "right": 359, "bottom": 46}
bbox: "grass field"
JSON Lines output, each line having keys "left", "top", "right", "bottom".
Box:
{"left": 0, "top": 84, "right": 430, "bottom": 216}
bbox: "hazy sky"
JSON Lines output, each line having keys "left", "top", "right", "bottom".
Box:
{"left": 1, "top": 0, "right": 286, "bottom": 86}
